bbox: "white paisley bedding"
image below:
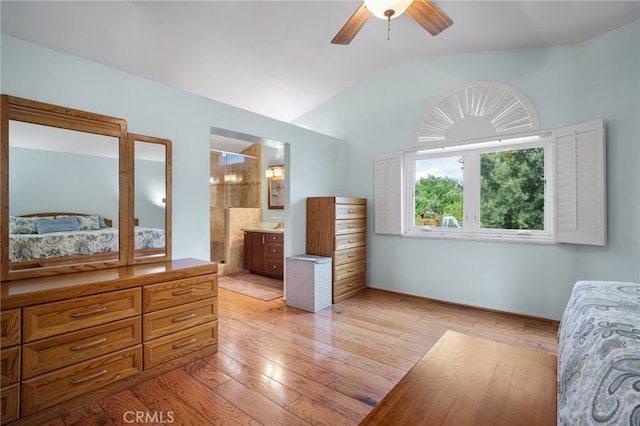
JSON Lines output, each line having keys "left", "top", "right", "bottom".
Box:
{"left": 9, "top": 226, "right": 165, "bottom": 262}
{"left": 558, "top": 280, "right": 640, "bottom": 426}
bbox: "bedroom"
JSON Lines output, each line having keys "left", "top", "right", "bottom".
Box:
{"left": 1, "top": 1, "right": 639, "bottom": 424}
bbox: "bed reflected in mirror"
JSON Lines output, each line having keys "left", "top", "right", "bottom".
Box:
{"left": 8, "top": 121, "right": 121, "bottom": 271}
{"left": 1, "top": 95, "right": 174, "bottom": 280}
{"left": 1, "top": 95, "right": 128, "bottom": 280}
{"left": 130, "top": 134, "right": 172, "bottom": 264}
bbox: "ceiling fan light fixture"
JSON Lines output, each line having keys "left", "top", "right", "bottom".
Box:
{"left": 364, "top": 0, "right": 413, "bottom": 20}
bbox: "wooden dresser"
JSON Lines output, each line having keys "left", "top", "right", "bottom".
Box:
{"left": 0, "top": 258, "right": 217, "bottom": 425}
{"left": 306, "top": 197, "right": 367, "bottom": 303}
{"left": 244, "top": 230, "right": 284, "bottom": 279}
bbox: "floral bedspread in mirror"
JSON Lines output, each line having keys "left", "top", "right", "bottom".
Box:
{"left": 9, "top": 217, "right": 165, "bottom": 262}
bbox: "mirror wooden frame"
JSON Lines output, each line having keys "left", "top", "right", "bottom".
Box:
{"left": 128, "top": 133, "right": 172, "bottom": 265}
{"left": 1, "top": 95, "right": 173, "bottom": 281}
{"left": 268, "top": 176, "right": 285, "bottom": 210}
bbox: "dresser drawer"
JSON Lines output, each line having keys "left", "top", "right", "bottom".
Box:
{"left": 335, "top": 273, "right": 366, "bottom": 298}
{"left": 143, "top": 298, "right": 217, "bottom": 341}
{"left": 335, "top": 204, "right": 366, "bottom": 220}
{"left": 23, "top": 288, "right": 142, "bottom": 342}
{"left": 1, "top": 346, "right": 20, "bottom": 385}
{"left": 334, "top": 260, "right": 366, "bottom": 282}
{"left": 1, "top": 310, "right": 20, "bottom": 347}
{"left": 266, "top": 242, "right": 283, "bottom": 260}
{"left": 143, "top": 274, "right": 217, "bottom": 312}
{"left": 266, "top": 259, "right": 283, "bottom": 277}
{"left": 21, "top": 346, "right": 142, "bottom": 416}
{"left": 334, "top": 246, "right": 366, "bottom": 267}
{"left": 264, "top": 233, "right": 283, "bottom": 243}
{"left": 22, "top": 317, "right": 141, "bottom": 379}
{"left": 335, "top": 232, "right": 366, "bottom": 251}
{"left": 1, "top": 383, "right": 19, "bottom": 424}
{"left": 335, "top": 218, "right": 366, "bottom": 235}
{"left": 143, "top": 321, "right": 218, "bottom": 369}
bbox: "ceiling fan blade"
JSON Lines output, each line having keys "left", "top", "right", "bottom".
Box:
{"left": 331, "top": 3, "right": 372, "bottom": 45}
{"left": 405, "top": 0, "right": 453, "bottom": 36}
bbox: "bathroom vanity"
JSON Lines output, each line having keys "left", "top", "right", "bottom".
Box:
{"left": 243, "top": 229, "right": 284, "bottom": 279}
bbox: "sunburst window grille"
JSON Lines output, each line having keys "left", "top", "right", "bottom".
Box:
{"left": 415, "top": 81, "right": 540, "bottom": 147}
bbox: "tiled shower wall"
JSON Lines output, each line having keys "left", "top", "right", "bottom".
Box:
{"left": 210, "top": 144, "right": 262, "bottom": 274}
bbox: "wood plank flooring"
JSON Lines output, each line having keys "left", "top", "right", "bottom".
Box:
{"left": 40, "top": 286, "right": 558, "bottom": 426}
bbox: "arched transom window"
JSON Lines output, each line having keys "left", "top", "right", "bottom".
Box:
{"left": 414, "top": 81, "right": 540, "bottom": 147}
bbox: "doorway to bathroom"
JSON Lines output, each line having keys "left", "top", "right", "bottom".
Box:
{"left": 209, "top": 128, "right": 286, "bottom": 278}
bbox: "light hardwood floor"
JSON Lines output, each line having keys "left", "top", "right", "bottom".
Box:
{"left": 41, "top": 286, "right": 558, "bottom": 425}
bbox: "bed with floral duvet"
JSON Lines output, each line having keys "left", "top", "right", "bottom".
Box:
{"left": 558, "top": 280, "right": 640, "bottom": 425}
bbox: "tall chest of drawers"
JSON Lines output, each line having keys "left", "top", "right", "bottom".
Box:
{"left": 0, "top": 258, "right": 217, "bottom": 425}
{"left": 306, "top": 197, "right": 367, "bottom": 303}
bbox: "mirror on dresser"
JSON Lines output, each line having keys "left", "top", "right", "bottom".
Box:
{"left": 1, "top": 95, "right": 172, "bottom": 281}
{"left": 8, "top": 120, "right": 123, "bottom": 266}
{"left": 1, "top": 95, "right": 129, "bottom": 280}
{"left": 128, "top": 133, "right": 172, "bottom": 264}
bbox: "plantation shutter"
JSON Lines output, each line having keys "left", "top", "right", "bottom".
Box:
{"left": 554, "top": 119, "right": 606, "bottom": 245}
{"left": 374, "top": 152, "right": 403, "bottom": 234}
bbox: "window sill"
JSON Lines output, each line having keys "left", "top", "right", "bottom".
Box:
{"left": 403, "top": 229, "right": 555, "bottom": 245}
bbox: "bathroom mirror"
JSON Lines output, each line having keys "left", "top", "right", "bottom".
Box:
{"left": 266, "top": 164, "right": 284, "bottom": 210}
{"left": 129, "top": 133, "right": 172, "bottom": 264}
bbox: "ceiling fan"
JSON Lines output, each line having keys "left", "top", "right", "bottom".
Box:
{"left": 331, "top": 0, "right": 453, "bottom": 45}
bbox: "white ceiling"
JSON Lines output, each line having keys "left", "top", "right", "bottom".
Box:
{"left": 2, "top": 1, "right": 639, "bottom": 123}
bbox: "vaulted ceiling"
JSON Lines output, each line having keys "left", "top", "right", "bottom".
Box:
{"left": 2, "top": 1, "right": 639, "bottom": 123}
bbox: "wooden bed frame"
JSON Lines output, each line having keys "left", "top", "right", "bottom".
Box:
{"left": 20, "top": 212, "right": 115, "bottom": 227}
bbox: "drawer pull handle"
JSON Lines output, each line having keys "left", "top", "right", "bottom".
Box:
{"left": 172, "top": 313, "right": 196, "bottom": 322}
{"left": 348, "top": 240, "right": 354, "bottom": 243}
{"left": 173, "top": 338, "right": 197, "bottom": 349}
{"left": 273, "top": 265, "right": 278, "bottom": 269}
{"left": 348, "top": 255, "right": 355, "bottom": 258}
{"left": 348, "top": 210, "right": 355, "bottom": 214}
{"left": 71, "top": 369, "right": 108, "bottom": 385}
{"left": 272, "top": 249, "right": 278, "bottom": 253}
{"left": 348, "top": 269, "right": 355, "bottom": 273}
{"left": 71, "top": 306, "right": 107, "bottom": 318}
{"left": 348, "top": 225, "right": 354, "bottom": 229}
{"left": 71, "top": 337, "right": 107, "bottom": 351}
{"left": 347, "top": 283, "right": 355, "bottom": 287}
{"left": 172, "top": 288, "right": 196, "bottom": 296}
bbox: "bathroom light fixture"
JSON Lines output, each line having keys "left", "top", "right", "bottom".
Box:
{"left": 265, "top": 165, "right": 284, "bottom": 178}
{"left": 224, "top": 173, "right": 240, "bottom": 183}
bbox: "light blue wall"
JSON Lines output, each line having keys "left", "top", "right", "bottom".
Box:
{"left": 10, "top": 147, "right": 120, "bottom": 221}
{"left": 11, "top": 147, "right": 165, "bottom": 228}
{"left": 296, "top": 21, "right": 640, "bottom": 320}
{"left": 1, "top": 35, "right": 349, "bottom": 261}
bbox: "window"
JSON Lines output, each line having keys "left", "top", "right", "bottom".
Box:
{"left": 374, "top": 119, "right": 606, "bottom": 246}
{"left": 404, "top": 134, "right": 552, "bottom": 242}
